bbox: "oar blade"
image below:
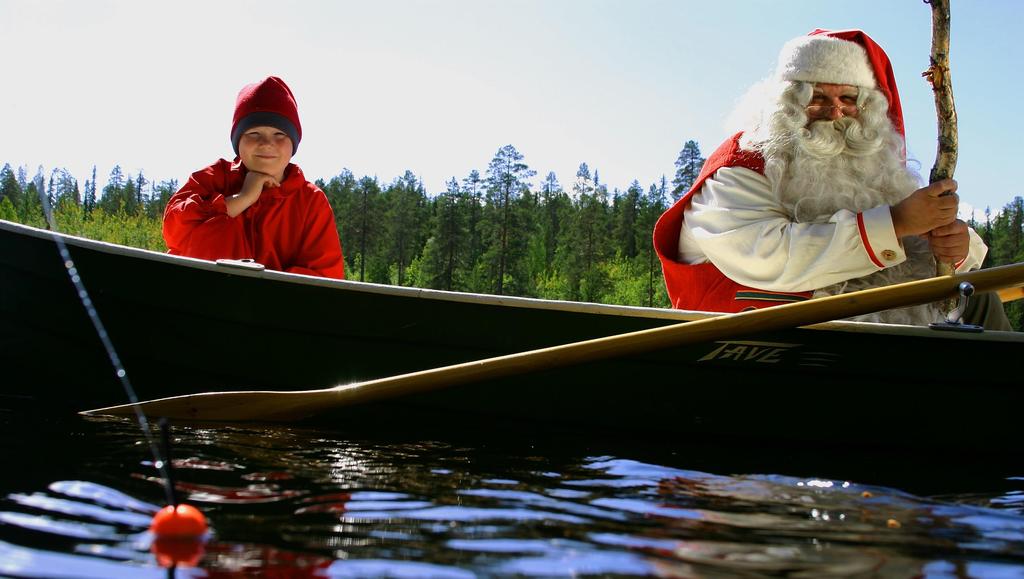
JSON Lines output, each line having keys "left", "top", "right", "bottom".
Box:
{"left": 82, "top": 389, "right": 340, "bottom": 421}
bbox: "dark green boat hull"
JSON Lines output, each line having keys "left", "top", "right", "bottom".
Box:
{"left": 2, "top": 220, "right": 1021, "bottom": 451}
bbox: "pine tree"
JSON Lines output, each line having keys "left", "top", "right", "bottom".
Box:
{"left": 147, "top": 178, "right": 178, "bottom": 219}
{"left": 383, "top": 171, "right": 428, "bottom": 286}
{"left": 461, "top": 170, "right": 485, "bottom": 292}
{"left": 671, "top": 140, "right": 705, "bottom": 201}
{"left": 320, "top": 170, "right": 357, "bottom": 277}
{"left": 573, "top": 162, "right": 594, "bottom": 198}
{"left": 0, "top": 163, "right": 21, "bottom": 209}
{"left": 357, "top": 176, "right": 385, "bottom": 282}
{"left": 47, "top": 168, "right": 59, "bottom": 209}
{"left": 20, "top": 179, "right": 45, "bottom": 227}
{"left": 100, "top": 165, "right": 126, "bottom": 213}
{"left": 538, "top": 171, "right": 569, "bottom": 268}
{"left": 136, "top": 171, "right": 148, "bottom": 211}
{"left": 324, "top": 173, "right": 383, "bottom": 283}
{"left": 21, "top": 166, "right": 47, "bottom": 225}
{"left": 639, "top": 180, "right": 669, "bottom": 307}
{"left": 420, "top": 177, "right": 469, "bottom": 290}
{"left": 991, "top": 197, "right": 1023, "bottom": 265}
{"left": 440, "top": 177, "right": 467, "bottom": 290}
{"left": 482, "top": 145, "right": 535, "bottom": 295}
{"left": 613, "top": 180, "right": 642, "bottom": 260}
{"left": 46, "top": 168, "right": 79, "bottom": 208}
{"left": 84, "top": 165, "right": 98, "bottom": 215}
{"left": 983, "top": 197, "right": 1024, "bottom": 329}
{"left": 554, "top": 163, "right": 611, "bottom": 301}
{"left": 0, "top": 196, "right": 16, "bottom": 222}
{"left": 33, "top": 166, "right": 45, "bottom": 197}
{"left": 122, "top": 174, "right": 138, "bottom": 215}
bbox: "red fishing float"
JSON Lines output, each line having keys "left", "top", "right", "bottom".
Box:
{"left": 151, "top": 503, "right": 208, "bottom": 536}
{"left": 150, "top": 504, "right": 209, "bottom": 567}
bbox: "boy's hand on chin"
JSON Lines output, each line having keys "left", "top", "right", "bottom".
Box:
{"left": 241, "top": 171, "right": 280, "bottom": 198}
{"left": 227, "top": 172, "right": 281, "bottom": 217}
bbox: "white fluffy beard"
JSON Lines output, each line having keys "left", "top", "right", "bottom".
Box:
{"left": 754, "top": 88, "right": 943, "bottom": 325}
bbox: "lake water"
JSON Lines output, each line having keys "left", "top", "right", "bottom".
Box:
{"left": 1, "top": 399, "right": 1022, "bottom": 578}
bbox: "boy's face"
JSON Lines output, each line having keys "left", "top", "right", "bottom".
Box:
{"left": 237, "top": 126, "right": 293, "bottom": 182}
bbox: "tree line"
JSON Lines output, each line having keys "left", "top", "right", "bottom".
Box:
{"left": 320, "top": 143, "right": 698, "bottom": 307}
{"left": 972, "top": 199, "right": 1024, "bottom": 328}
{"left": 1, "top": 141, "right": 1021, "bottom": 327}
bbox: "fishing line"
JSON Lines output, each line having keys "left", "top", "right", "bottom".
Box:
{"left": 36, "top": 193, "right": 176, "bottom": 508}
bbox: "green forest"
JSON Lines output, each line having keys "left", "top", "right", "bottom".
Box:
{"left": 2, "top": 140, "right": 1022, "bottom": 329}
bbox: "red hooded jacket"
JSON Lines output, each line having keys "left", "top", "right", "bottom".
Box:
{"left": 163, "top": 159, "right": 345, "bottom": 279}
{"left": 653, "top": 134, "right": 813, "bottom": 312}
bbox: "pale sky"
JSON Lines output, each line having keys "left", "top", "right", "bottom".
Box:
{"left": 1, "top": 0, "right": 1021, "bottom": 217}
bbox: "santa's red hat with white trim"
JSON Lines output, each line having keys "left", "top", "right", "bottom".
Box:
{"left": 775, "top": 29, "right": 904, "bottom": 139}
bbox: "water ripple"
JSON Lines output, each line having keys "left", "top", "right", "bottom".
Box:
{"left": 2, "top": 416, "right": 1022, "bottom": 576}
{"left": 8, "top": 493, "right": 154, "bottom": 527}
{"left": 0, "top": 540, "right": 198, "bottom": 579}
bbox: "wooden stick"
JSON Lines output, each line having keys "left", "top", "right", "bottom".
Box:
{"left": 925, "top": 0, "right": 958, "bottom": 184}
{"left": 83, "top": 261, "right": 1024, "bottom": 423}
{"left": 924, "top": 0, "right": 959, "bottom": 312}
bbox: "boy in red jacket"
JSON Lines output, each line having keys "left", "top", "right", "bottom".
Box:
{"left": 163, "top": 76, "right": 345, "bottom": 279}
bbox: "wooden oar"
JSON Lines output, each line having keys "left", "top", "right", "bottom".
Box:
{"left": 84, "top": 262, "right": 1024, "bottom": 423}
{"left": 998, "top": 286, "right": 1024, "bottom": 303}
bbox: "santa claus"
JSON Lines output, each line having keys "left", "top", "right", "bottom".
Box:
{"left": 653, "top": 29, "right": 1004, "bottom": 327}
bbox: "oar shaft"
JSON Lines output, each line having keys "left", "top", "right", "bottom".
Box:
{"left": 998, "top": 286, "right": 1024, "bottom": 303}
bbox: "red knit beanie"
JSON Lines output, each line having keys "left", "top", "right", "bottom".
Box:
{"left": 230, "top": 76, "right": 302, "bottom": 155}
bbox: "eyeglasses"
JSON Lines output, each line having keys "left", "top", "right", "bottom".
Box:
{"left": 805, "top": 104, "right": 862, "bottom": 117}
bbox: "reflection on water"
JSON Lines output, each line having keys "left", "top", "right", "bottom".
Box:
{"left": 1, "top": 405, "right": 1022, "bottom": 577}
